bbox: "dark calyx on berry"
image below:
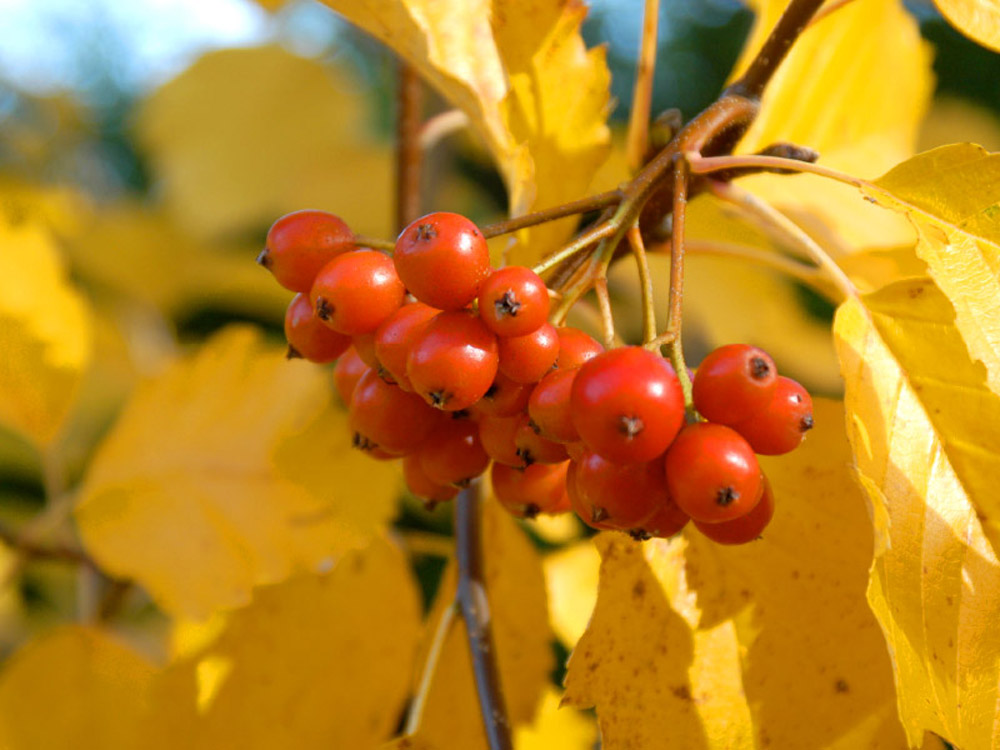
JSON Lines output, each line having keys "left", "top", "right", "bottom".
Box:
{"left": 256, "top": 248, "right": 272, "bottom": 268}
{"left": 628, "top": 528, "right": 652, "bottom": 541}
{"left": 749, "top": 356, "right": 771, "bottom": 379}
{"left": 515, "top": 447, "right": 536, "bottom": 466}
{"left": 591, "top": 506, "right": 610, "bottom": 524}
{"left": 523, "top": 503, "right": 540, "bottom": 519}
{"left": 801, "top": 414, "right": 814, "bottom": 431}
{"left": 415, "top": 223, "right": 437, "bottom": 240}
{"left": 716, "top": 487, "right": 738, "bottom": 506}
{"left": 618, "top": 415, "right": 644, "bottom": 439}
{"left": 352, "top": 432, "right": 377, "bottom": 452}
{"left": 494, "top": 290, "right": 522, "bottom": 318}
{"left": 315, "top": 297, "right": 333, "bottom": 320}
{"left": 428, "top": 389, "right": 451, "bottom": 408}
{"left": 286, "top": 345, "right": 303, "bottom": 360}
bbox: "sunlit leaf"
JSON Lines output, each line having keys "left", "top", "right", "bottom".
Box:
{"left": 147, "top": 537, "right": 421, "bottom": 749}
{"left": 398, "top": 498, "right": 551, "bottom": 749}
{"left": 137, "top": 46, "right": 393, "bottom": 239}
{"left": 514, "top": 687, "right": 596, "bottom": 750}
{"left": 733, "top": 0, "right": 932, "bottom": 252}
{"left": 543, "top": 540, "right": 599, "bottom": 648}
{"left": 0, "top": 216, "right": 92, "bottom": 448}
{"left": 318, "top": 0, "right": 611, "bottom": 264}
{"left": 0, "top": 627, "right": 154, "bottom": 749}
{"left": 933, "top": 0, "right": 1000, "bottom": 53}
{"left": 865, "top": 143, "right": 1000, "bottom": 397}
{"left": 75, "top": 326, "right": 400, "bottom": 618}
{"left": 564, "top": 400, "right": 916, "bottom": 748}
{"left": 835, "top": 277, "right": 1000, "bottom": 749}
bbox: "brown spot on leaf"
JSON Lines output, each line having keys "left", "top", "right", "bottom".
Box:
{"left": 834, "top": 678, "right": 849, "bottom": 693}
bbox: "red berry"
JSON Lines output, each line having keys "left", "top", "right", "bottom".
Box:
{"left": 418, "top": 419, "right": 490, "bottom": 487}
{"left": 258, "top": 210, "right": 355, "bottom": 293}
{"left": 527, "top": 368, "right": 579, "bottom": 443}
{"left": 692, "top": 344, "right": 777, "bottom": 425}
{"left": 555, "top": 327, "right": 603, "bottom": 369}
{"left": 665, "top": 423, "right": 763, "bottom": 524}
{"left": 394, "top": 212, "right": 491, "bottom": 309}
{"left": 475, "top": 372, "right": 532, "bottom": 418}
{"left": 310, "top": 250, "right": 405, "bottom": 335}
{"left": 478, "top": 414, "right": 525, "bottom": 467}
{"left": 403, "top": 454, "right": 458, "bottom": 504}
{"left": 349, "top": 370, "right": 442, "bottom": 456}
{"left": 571, "top": 347, "right": 684, "bottom": 464}
{"left": 731, "top": 376, "right": 814, "bottom": 455}
{"left": 478, "top": 266, "right": 550, "bottom": 337}
{"left": 568, "top": 450, "right": 668, "bottom": 531}
{"left": 352, "top": 331, "right": 379, "bottom": 368}
{"left": 514, "top": 415, "right": 569, "bottom": 466}
{"left": 498, "top": 323, "right": 559, "bottom": 384}
{"left": 374, "top": 302, "right": 439, "bottom": 390}
{"left": 407, "top": 310, "right": 499, "bottom": 411}
{"left": 491, "top": 462, "right": 570, "bottom": 518}
{"left": 333, "top": 347, "right": 369, "bottom": 405}
{"left": 636, "top": 496, "right": 690, "bottom": 540}
{"left": 695, "top": 476, "right": 775, "bottom": 544}
{"left": 284, "top": 293, "right": 351, "bottom": 363}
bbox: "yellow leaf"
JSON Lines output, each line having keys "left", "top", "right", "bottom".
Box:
{"left": 733, "top": 0, "right": 932, "bottom": 252}
{"left": 934, "top": 0, "right": 1000, "bottom": 52}
{"left": 835, "top": 277, "right": 1000, "bottom": 749}
{"left": 865, "top": 143, "right": 1000, "bottom": 397}
{"left": 564, "top": 400, "right": 915, "bottom": 748}
{"left": 0, "top": 626, "right": 154, "bottom": 749}
{"left": 838, "top": 245, "right": 929, "bottom": 293}
{"left": 400, "top": 499, "right": 551, "bottom": 749}
{"left": 319, "top": 0, "right": 611, "bottom": 264}
{"left": 0, "top": 216, "right": 92, "bottom": 447}
{"left": 514, "top": 687, "right": 595, "bottom": 750}
{"left": 543, "top": 540, "right": 600, "bottom": 647}
{"left": 75, "top": 326, "right": 400, "bottom": 618}
{"left": 137, "top": 46, "right": 393, "bottom": 239}
{"left": 147, "top": 537, "right": 421, "bottom": 749}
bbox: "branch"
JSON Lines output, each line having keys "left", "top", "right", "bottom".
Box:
{"left": 625, "top": 0, "right": 661, "bottom": 169}
{"left": 396, "top": 62, "right": 424, "bottom": 232}
{"left": 454, "top": 482, "right": 512, "bottom": 750}
{"left": 0, "top": 523, "right": 92, "bottom": 566}
{"left": 481, "top": 190, "right": 622, "bottom": 241}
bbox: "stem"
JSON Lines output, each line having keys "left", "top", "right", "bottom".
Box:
{"left": 666, "top": 157, "right": 694, "bottom": 414}
{"left": 626, "top": 0, "right": 660, "bottom": 170}
{"left": 353, "top": 234, "right": 396, "bottom": 252}
{"left": 396, "top": 62, "right": 424, "bottom": 231}
{"left": 726, "top": 0, "right": 827, "bottom": 101}
{"left": 405, "top": 598, "right": 459, "bottom": 735}
{"left": 419, "top": 109, "right": 469, "bottom": 151}
{"left": 687, "top": 152, "right": 864, "bottom": 189}
{"left": 627, "top": 227, "right": 657, "bottom": 345}
{"left": 531, "top": 220, "right": 617, "bottom": 278}
{"left": 710, "top": 180, "right": 856, "bottom": 302}
{"left": 454, "top": 482, "right": 513, "bottom": 750}
{"left": 482, "top": 190, "right": 622, "bottom": 241}
{"left": 593, "top": 277, "right": 615, "bottom": 349}
{"left": 0, "top": 523, "right": 91, "bottom": 566}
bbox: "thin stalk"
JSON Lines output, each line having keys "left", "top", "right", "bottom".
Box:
{"left": 626, "top": 227, "right": 657, "bottom": 345}
{"left": 666, "top": 157, "right": 694, "bottom": 414}
{"left": 593, "top": 277, "right": 615, "bottom": 350}
{"left": 626, "top": 0, "right": 661, "bottom": 170}
{"left": 404, "top": 599, "right": 459, "bottom": 735}
{"left": 531, "top": 220, "right": 618, "bottom": 278}
{"left": 354, "top": 234, "right": 396, "bottom": 252}
{"left": 687, "top": 152, "right": 864, "bottom": 189}
{"left": 454, "top": 482, "right": 512, "bottom": 750}
{"left": 483, "top": 190, "right": 623, "bottom": 241}
{"left": 419, "top": 109, "right": 469, "bottom": 151}
{"left": 396, "top": 63, "right": 424, "bottom": 231}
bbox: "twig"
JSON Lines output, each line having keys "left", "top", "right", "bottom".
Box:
{"left": 396, "top": 62, "right": 424, "bottom": 231}
{"left": 627, "top": 227, "right": 657, "bottom": 345}
{"left": 593, "top": 277, "right": 615, "bottom": 349}
{"left": 454, "top": 482, "right": 512, "bottom": 750}
{"left": 687, "top": 152, "right": 864, "bottom": 189}
{"left": 626, "top": 0, "right": 661, "bottom": 169}
{"left": 405, "top": 598, "right": 459, "bottom": 735}
{"left": 0, "top": 522, "right": 91, "bottom": 566}
{"left": 419, "top": 109, "right": 469, "bottom": 151}
{"left": 353, "top": 234, "right": 396, "bottom": 251}
{"left": 666, "top": 156, "right": 694, "bottom": 414}
{"left": 482, "top": 190, "right": 622, "bottom": 241}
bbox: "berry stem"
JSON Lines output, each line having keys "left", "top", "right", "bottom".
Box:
{"left": 404, "top": 597, "right": 459, "bottom": 735}
{"left": 454, "top": 480, "right": 513, "bottom": 750}
{"left": 419, "top": 109, "right": 469, "bottom": 151}
{"left": 483, "top": 190, "right": 623, "bottom": 242}
{"left": 625, "top": 0, "right": 661, "bottom": 170}
{"left": 353, "top": 234, "right": 396, "bottom": 252}
{"left": 395, "top": 62, "right": 424, "bottom": 230}
{"left": 593, "top": 276, "right": 616, "bottom": 349}
{"left": 531, "top": 218, "right": 618, "bottom": 277}
{"left": 665, "top": 156, "right": 695, "bottom": 415}
{"left": 687, "top": 152, "right": 864, "bottom": 188}
{"left": 626, "top": 226, "right": 657, "bottom": 345}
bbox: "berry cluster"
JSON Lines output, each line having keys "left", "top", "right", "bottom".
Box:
{"left": 259, "top": 209, "right": 814, "bottom": 545}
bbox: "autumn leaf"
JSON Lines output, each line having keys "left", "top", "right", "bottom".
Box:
{"left": 0, "top": 215, "right": 92, "bottom": 449}
{"left": 75, "top": 326, "right": 400, "bottom": 618}
{"left": 0, "top": 627, "right": 155, "bottom": 749}
{"left": 564, "top": 399, "right": 918, "bottom": 748}
{"left": 835, "top": 276, "right": 1000, "bottom": 749}
{"left": 136, "top": 46, "right": 393, "bottom": 240}
{"left": 543, "top": 539, "right": 600, "bottom": 648}
{"left": 933, "top": 0, "right": 1000, "bottom": 53}
{"left": 863, "top": 143, "right": 1000, "bottom": 397}
{"left": 317, "top": 0, "right": 611, "bottom": 264}
{"left": 514, "top": 687, "right": 595, "bottom": 750}
{"left": 396, "top": 499, "right": 551, "bottom": 749}
{"left": 146, "top": 537, "right": 421, "bottom": 749}
{"left": 733, "top": 0, "right": 932, "bottom": 252}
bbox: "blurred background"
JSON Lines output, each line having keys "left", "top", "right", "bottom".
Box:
{"left": 0, "top": 0, "right": 998, "bottom": 656}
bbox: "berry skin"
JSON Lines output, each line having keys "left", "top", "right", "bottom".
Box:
{"left": 478, "top": 266, "right": 550, "bottom": 337}
{"left": 498, "top": 323, "right": 560, "bottom": 384}
{"left": 514, "top": 415, "right": 569, "bottom": 466}
{"left": 491, "top": 462, "right": 571, "bottom": 518}
{"left": 352, "top": 331, "right": 379, "bottom": 368}
{"left": 665, "top": 423, "right": 763, "bottom": 524}
{"left": 403, "top": 454, "right": 458, "bottom": 504}
{"left": 333, "top": 347, "right": 369, "bottom": 405}
{"left": 732, "top": 376, "right": 814, "bottom": 455}
{"left": 475, "top": 372, "right": 532, "bottom": 418}
{"left": 527, "top": 368, "right": 580, "bottom": 443}
{"left": 478, "top": 414, "right": 525, "bottom": 467}
{"left": 407, "top": 310, "right": 499, "bottom": 411}
{"left": 568, "top": 450, "right": 668, "bottom": 531}
{"left": 555, "top": 327, "right": 604, "bottom": 369}
{"left": 571, "top": 347, "right": 685, "bottom": 464}
{"left": 284, "top": 293, "right": 351, "bottom": 363}
{"left": 695, "top": 477, "right": 775, "bottom": 544}
{"left": 394, "top": 212, "right": 491, "bottom": 310}
{"left": 374, "top": 302, "right": 439, "bottom": 390}
{"left": 692, "top": 344, "right": 777, "bottom": 425}
{"left": 258, "top": 210, "right": 355, "bottom": 293}
{"left": 634, "top": 496, "right": 690, "bottom": 540}
{"left": 310, "top": 250, "right": 405, "bottom": 335}
{"left": 349, "top": 369, "right": 443, "bottom": 456}
{"left": 418, "top": 419, "right": 490, "bottom": 487}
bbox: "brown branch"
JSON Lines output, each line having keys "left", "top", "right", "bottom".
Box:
{"left": 0, "top": 522, "right": 92, "bottom": 566}
{"left": 396, "top": 62, "right": 424, "bottom": 232}
{"left": 454, "top": 482, "right": 512, "bottom": 750}
{"left": 626, "top": 0, "right": 661, "bottom": 169}
{"left": 480, "top": 190, "right": 623, "bottom": 240}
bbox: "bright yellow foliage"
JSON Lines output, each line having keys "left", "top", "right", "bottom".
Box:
{"left": 835, "top": 277, "right": 1000, "bottom": 749}
{"left": 934, "top": 0, "right": 1000, "bottom": 52}
{"left": 75, "top": 327, "right": 400, "bottom": 618}
{"left": 0, "top": 217, "right": 91, "bottom": 449}
{"left": 543, "top": 540, "right": 600, "bottom": 647}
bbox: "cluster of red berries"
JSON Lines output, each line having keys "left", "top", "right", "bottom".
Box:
{"left": 259, "top": 209, "right": 814, "bottom": 545}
